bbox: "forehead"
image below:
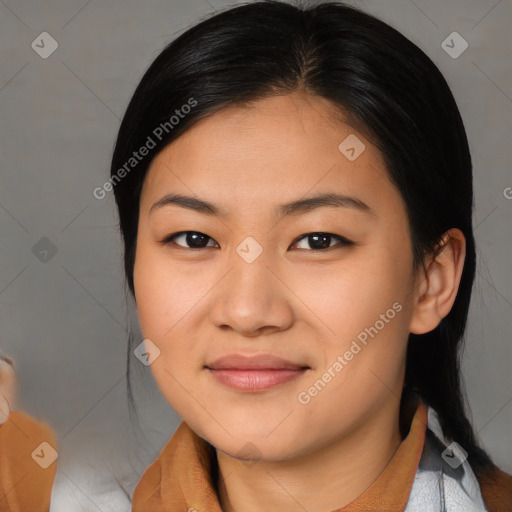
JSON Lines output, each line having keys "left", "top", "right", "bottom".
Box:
{"left": 141, "top": 92, "right": 398, "bottom": 215}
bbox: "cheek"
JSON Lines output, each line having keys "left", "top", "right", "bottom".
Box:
{"left": 133, "top": 247, "right": 206, "bottom": 416}
{"left": 309, "top": 247, "right": 412, "bottom": 395}
{"left": 292, "top": 268, "right": 410, "bottom": 453}
{"left": 134, "top": 243, "right": 196, "bottom": 338}
{"left": 133, "top": 242, "right": 213, "bottom": 384}
{"left": 314, "top": 249, "right": 410, "bottom": 338}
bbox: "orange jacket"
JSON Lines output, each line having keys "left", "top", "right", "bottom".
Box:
{"left": 1, "top": 403, "right": 511, "bottom": 511}
{"left": 0, "top": 411, "right": 57, "bottom": 512}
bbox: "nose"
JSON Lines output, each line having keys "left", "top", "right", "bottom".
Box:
{"left": 208, "top": 242, "right": 294, "bottom": 337}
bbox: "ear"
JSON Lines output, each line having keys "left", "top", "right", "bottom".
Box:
{"left": 409, "top": 228, "right": 466, "bottom": 335}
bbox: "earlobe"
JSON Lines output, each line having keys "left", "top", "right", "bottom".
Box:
{"left": 409, "top": 228, "right": 466, "bottom": 335}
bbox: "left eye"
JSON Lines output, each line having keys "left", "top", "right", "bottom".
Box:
{"left": 161, "top": 231, "right": 219, "bottom": 249}
{"left": 291, "top": 232, "right": 354, "bottom": 251}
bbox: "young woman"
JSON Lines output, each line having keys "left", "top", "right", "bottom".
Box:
{"left": 1, "top": 1, "right": 511, "bottom": 511}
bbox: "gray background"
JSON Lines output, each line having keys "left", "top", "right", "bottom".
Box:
{"left": 1, "top": 0, "right": 511, "bottom": 509}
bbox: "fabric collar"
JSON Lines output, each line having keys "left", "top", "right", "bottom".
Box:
{"left": 404, "top": 407, "right": 488, "bottom": 511}
{"left": 132, "top": 391, "right": 430, "bottom": 511}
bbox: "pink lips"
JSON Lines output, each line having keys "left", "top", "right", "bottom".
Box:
{"left": 205, "top": 354, "right": 309, "bottom": 392}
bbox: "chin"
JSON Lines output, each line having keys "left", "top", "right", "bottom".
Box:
{"left": 205, "top": 426, "right": 305, "bottom": 463}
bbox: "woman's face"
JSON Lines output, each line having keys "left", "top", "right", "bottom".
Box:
{"left": 133, "top": 91, "right": 420, "bottom": 461}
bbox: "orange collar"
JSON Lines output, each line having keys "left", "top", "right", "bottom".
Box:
{"left": 133, "top": 393, "right": 428, "bottom": 511}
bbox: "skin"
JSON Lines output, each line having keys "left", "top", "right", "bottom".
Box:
{"left": 133, "top": 91, "right": 465, "bottom": 512}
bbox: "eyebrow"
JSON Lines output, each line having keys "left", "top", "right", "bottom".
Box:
{"left": 149, "top": 192, "right": 375, "bottom": 219}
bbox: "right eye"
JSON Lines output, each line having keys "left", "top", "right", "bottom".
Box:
{"left": 159, "top": 231, "right": 219, "bottom": 250}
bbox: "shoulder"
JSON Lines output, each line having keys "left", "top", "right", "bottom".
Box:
{"left": 0, "top": 410, "right": 58, "bottom": 511}
{"left": 475, "top": 463, "right": 512, "bottom": 512}
{"left": 1, "top": 409, "right": 57, "bottom": 446}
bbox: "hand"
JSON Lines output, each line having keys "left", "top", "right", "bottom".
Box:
{"left": 0, "top": 355, "right": 17, "bottom": 425}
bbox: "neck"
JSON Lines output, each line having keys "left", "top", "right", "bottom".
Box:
{"left": 216, "top": 393, "right": 404, "bottom": 512}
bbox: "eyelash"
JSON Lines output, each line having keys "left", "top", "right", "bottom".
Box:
{"left": 159, "top": 231, "right": 355, "bottom": 252}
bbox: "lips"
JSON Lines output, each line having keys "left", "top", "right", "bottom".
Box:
{"left": 205, "top": 353, "right": 310, "bottom": 392}
{"left": 205, "top": 353, "right": 309, "bottom": 371}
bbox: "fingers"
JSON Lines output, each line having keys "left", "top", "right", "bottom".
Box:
{"left": 0, "top": 355, "right": 15, "bottom": 368}
{"left": 0, "top": 356, "right": 17, "bottom": 423}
